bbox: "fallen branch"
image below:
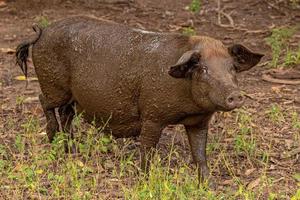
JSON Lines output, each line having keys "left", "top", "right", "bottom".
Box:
{"left": 267, "top": 68, "right": 300, "bottom": 79}
{"left": 262, "top": 74, "right": 300, "bottom": 85}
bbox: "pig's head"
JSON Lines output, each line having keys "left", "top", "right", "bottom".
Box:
{"left": 168, "top": 36, "right": 263, "bottom": 111}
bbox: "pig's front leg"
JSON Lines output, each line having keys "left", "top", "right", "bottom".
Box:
{"left": 186, "top": 117, "right": 211, "bottom": 184}
{"left": 140, "top": 120, "right": 163, "bottom": 172}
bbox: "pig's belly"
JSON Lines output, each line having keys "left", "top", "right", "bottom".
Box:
{"left": 70, "top": 71, "right": 142, "bottom": 137}
{"left": 109, "top": 121, "right": 142, "bottom": 138}
{"left": 74, "top": 100, "right": 142, "bottom": 138}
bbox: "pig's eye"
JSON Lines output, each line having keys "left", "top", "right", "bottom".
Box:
{"left": 202, "top": 66, "right": 208, "bottom": 73}
{"left": 200, "top": 66, "right": 207, "bottom": 74}
{"left": 196, "top": 61, "right": 208, "bottom": 74}
{"left": 198, "top": 64, "right": 208, "bottom": 74}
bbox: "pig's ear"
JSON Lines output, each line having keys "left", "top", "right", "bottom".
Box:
{"left": 168, "top": 50, "right": 200, "bottom": 78}
{"left": 228, "top": 44, "right": 264, "bottom": 72}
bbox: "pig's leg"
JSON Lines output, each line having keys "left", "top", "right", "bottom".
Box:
{"left": 39, "top": 94, "right": 59, "bottom": 142}
{"left": 186, "top": 126, "right": 209, "bottom": 182}
{"left": 58, "top": 103, "right": 76, "bottom": 153}
{"left": 58, "top": 103, "right": 74, "bottom": 134}
{"left": 186, "top": 116, "right": 212, "bottom": 184}
{"left": 140, "top": 120, "right": 163, "bottom": 172}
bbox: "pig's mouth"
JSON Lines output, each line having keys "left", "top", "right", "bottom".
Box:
{"left": 215, "top": 104, "right": 242, "bottom": 112}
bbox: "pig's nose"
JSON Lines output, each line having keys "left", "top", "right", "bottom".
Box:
{"left": 226, "top": 91, "right": 245, "bottom": 109}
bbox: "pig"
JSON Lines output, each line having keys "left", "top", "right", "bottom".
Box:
{"left": 16, "top": 16, "right": 263, "bottom": 182}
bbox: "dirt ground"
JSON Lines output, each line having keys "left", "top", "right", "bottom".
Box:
{"left": 1, "top": 0, "right": 300, "bottom": 199}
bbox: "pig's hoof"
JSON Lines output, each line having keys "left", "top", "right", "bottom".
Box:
{"left": 64, "top": 143, "right": 78, "bottom": 154}
{"left": 207, "top": 179, "right": 217, "bottom": 190}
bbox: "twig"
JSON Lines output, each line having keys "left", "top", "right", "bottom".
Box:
{"left": 216, "top": 0, "right": 234, "bottom": 28}
{"left": 263, "top": 0, "right": 287, "bottom": 16}
{"left": 282, "top": 147, "right": 300, "bottom": 159}
{"left": 220, "top": 10, "right": 234, "bottom": 27}
{"left": 215, "top": 0, "right": 272, "bottom": 35}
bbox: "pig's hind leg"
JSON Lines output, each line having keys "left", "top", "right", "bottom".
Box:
{"left": 39, "top": 94, "right": 59, "bottom": 142}
{"left": 38, "top": 87, "right": 72, "bottom": 143}
{"left": 58, "top": 102, "right": 76, "bottom": 153}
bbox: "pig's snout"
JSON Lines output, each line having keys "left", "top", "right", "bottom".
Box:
{"left": 225, "top": 91, "right": 245, "bottom": 109}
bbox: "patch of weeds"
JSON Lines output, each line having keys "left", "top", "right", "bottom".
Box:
{"left": 206, "top": 135, "right": 221, "bottom": 155}
{"left": 124, "top": 152, "right": 217, "bottom": 200}
{"left": 116, "top": 150, "right": 136, "bottom": 178}
{"left": 0, "top": 145, "right": 9, "bottom": 173}
{"left": 261, "top": 150, "right": 270, "bottom": 164}
{"left": 0, "top": 111, "right": 117, "bottom": 199}
{"left": 36, "top": 16, "right": 50, "bottom": 28}
{"left": 188, "top": 0, "right": 201, "bottom": 13}
{"left": 0, "top": 145, "right": 8, "bottom": 158}
{"left": 265, "top": 27, "right": 296, "bottom": 68}
{"left": 49, "top": 132, "right": 68, "bottom": 160}
{"left": 62, "top": 159, "right": 94, "bottom": 199}
{"left": 266, "top": 104, "right": 285, "bottom": 123}
{"left": 21, "top": 117, "right": 40, "bottom": 150}
{"left": 289, "top": 0, "right": 300, "bottom": 8}
{"left": 14, "top": 134, "right": 25, "bottom": 154}
{"left": 291, "top": 111, "right": 300, "bottom": 142}
{"left": 47, "top": 172, "right": 66, "bottom": 197}
{"left": 291, "top": 189, "right": 300, "bottom": 200}
{"left": 234, "top": 110, "right": 256, "bottom": 157}
{"left": 235, "top": 185, "right": 257, "bottom": 200}
{"left": 291, "top": 111, "right": 300, "bottom": 128}
{"left": 182, "top": 27, "right": 196, "bottom": 36}
{"left": 16, "top": 95, "right": 25, "bottom": 106}
{"left": 284, "top": 45, "right": 300, "bottom": 67}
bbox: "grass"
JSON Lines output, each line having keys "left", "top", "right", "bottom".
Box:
{"left": 182, "top": 27, "right": 196, "bottom": 36}
{"left": 284, "top": 46, "right": 300, "bottom": 67}
{"left": 188, "top": 0, "right": 201, "bottom": 13}
{"left": 266, "top": 103, "right": 285, "bottom": 123}
{"left": 265, "top": 27, "right": 297, "bottom": 68}
{"left": 265, "top": 26, "right": 300, "bottom": 68}
{"left": 124, "top": 154, "right": 208, "bottom": 200}
{"left": 0, "top": 106, "right": 299, "bottom": 199}
{"left": 233, "top": 109, "right": 256, "bottom": 158}
{"left": 35, "top": 16, "right": 50, "bottom": 28}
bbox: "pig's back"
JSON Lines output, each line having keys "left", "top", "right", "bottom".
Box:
{"left": 58, "top": 17, "right": 143, "bottom": 127}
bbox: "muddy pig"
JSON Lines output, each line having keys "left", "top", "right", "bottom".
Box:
{"left": 16, "top": 16, "right": 263, "bottom": 182}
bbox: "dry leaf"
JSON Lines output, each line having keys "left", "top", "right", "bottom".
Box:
{"left": 24, "top": 96, "right": 39, "bottom": 103}
{"left": 76, "top": 160, "right": 84, "bottom": 168}
{"left": 14, "top": 163, "right": 23, "bottom": 172}
{"left": 15, "top": 76, "right": 39, "bottom": 82}
{"left": 29, "top": 77, "right": 38, "bottom": 81}
{"left": 39, "top": 132, "right": 47, "bottom": 136}
{"left": 221, "top": 179, "right": 234, "bottom": 185}
{"left": 271, "top": 86, "right": 282, "bottom": 94}
{"left": 245, "top": 168, "right": 256, "bottom": 176}
{"left": 15, "top": 75, "right": 26, "bottom": 81}
{"left": 0, "top": 47, "right": 15, "bottom": 54}
{"left": 0, "top": 1, "right": 7, "bottom": 8}
{"left": 269, "top": 164, "right": 276, "bottom": 170}
{"left": 247, "top": 177, "right": 260, "bottom": 190}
